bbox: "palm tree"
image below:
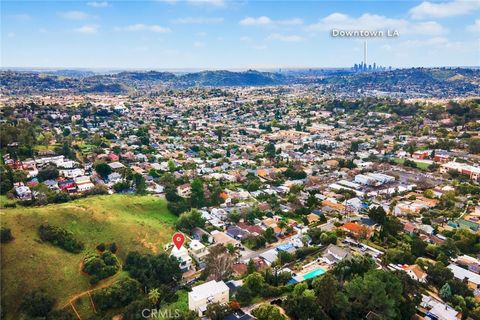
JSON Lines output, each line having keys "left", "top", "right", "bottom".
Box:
{"left": 148, "top": 288, "right": 161, "bottom": 306}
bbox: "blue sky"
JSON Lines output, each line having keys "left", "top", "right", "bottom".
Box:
{"left": 2, "top": 0, "right": 479, "bottom": 69}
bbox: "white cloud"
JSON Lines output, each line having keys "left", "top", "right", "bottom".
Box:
{"left": 194, "top": 41, "right": 205, "bottom": 48}
{"left": 240, "top": 16, "right": 272, "bottom": 26}
{"left": 114, "top": 24, "right": 171, "bottom": 33}
{"left": 409, "top": 0, "right": 480, "bottom": 19}
{"left": 306, "top": 12, "right": 447, "bottom": 35}
{"left": 466, "top": 19, "right": 480, "bottom": 32}
{"left": 240, "top": 16, "right": 303, "bottom": 26}
{"left": 7, "top": 32, "right": 16, "bottom": 38}
{"left": 172, "top": 17, "right": 224, "bottom": 24}
{"left": 60, "top": 11, "right": 90, "bottom": 20}
{"left": 74, "top": 24, "right": 99, "bottom": 34}
{"left": 187, "top": 0, "right": 225, "bottom": 7}
{"left": 268, "top": 33, "right": 304, "bottom": 42}
{"left": 87, "top": 1, "right": 109, "bottom": 8}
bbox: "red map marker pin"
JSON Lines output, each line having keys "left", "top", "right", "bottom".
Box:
{"left": 172, "top": 232, "right": 185, "bottom": 249}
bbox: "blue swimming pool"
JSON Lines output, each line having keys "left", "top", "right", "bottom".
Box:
{"left": 303, "top": 268, "right": 326, "bottom": 280}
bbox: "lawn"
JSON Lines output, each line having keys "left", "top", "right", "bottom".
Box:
{"left": 0, "top": 194, "right": 177, "bottom": 319}
{"left": 393, "top": 158, "right": 431, "bottom": 170}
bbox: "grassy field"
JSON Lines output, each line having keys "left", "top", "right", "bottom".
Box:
{"left": 0, "top": 194, "right": 177, "bottom": 319}
{"left": 393, "top": 158, "right": 431, "bottom": 170}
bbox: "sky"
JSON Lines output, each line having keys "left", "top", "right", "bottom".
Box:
{"left": 1, "top": 0, "right": 480, "bottom": 69}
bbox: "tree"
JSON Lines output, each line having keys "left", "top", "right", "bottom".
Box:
{"left": 426, "top": 262, "right": 454, "bottom": 288}
{"left": 168, "top": 159, "right": 176, "bottom": 172}
{"left": 252, "top": 304, "right": 286, "bottom": 320}
{"left": 176, "top": 209, "right": 206, "bottom": 233}
{"left": 313, "top": 273, "right": 338, "bottom": 313}
{"left": 21, "top": 289, "right": 55, "bottom": 317}
{"left": 468, "top": 139, "right": 480, "bottom": 154}
{"left": 247, "top": 259, "right": 256, "bottom": 274}
{"left": 124, "top": 252, "right": 182, "bottom": 289}
{"left": 148, "top": 288, "right": 161, "bottom": 306}
{"left": 190, "top": 178, "right": 205, "bottom": 208}
{"left": 204, "top": 302, "right": 229, "bottom": 320}
{"left": 276, "top": 251, "right": 294, "bottom": 265}
{"left": 244, "top": 272, "right": 266, "bottom": 295}
{"left": 94, "top": 161, "right": 112, "bottom": 180}
{"left": 47, "top": 309, "right": 76, "bottom": 320}
{"left": 265, "top": 142, "right": 276, "bottom": 159}
{"left": 203, "top": 245, "right": 234, "bottom": 281}
{"left": 235, "top": 286, "right": 253, "bottom": 306}
{"left": 37, "top": 165, "right": 59, "bottom": 182}
{"left": 283, "top": 283, "right": 326, "bottom": 320}
{"left": 92, "top": 278, "right": 142, "bottom": 311}
{"left": 333, "top": 255, "right": 375, "bottom": 283}
{"left": 368, "top": 206, "right": 387, "bottom": 225}
{"left": 342, "top": 270, "right": 403, "bottom": 319}
{"left": 263, "top": 227, "right": 277, "bottom": 243}
{"left": 133, "top": 173, "right": 146, "bottom": 195}
{"left": 440, "top": 283, "right": 452, "bottom": 301}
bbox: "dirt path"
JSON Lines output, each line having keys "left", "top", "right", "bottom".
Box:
{"left": 62, "top": 271, "right": 122, "bottom": 309}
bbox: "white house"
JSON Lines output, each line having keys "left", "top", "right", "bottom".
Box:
{"left": 61, "top": 168, "right": 85, "bottom": 179}
{"left": 188, "top": 240, "right": 209, "bottom": 268}
{"left": 15, "top": 185, "right": 32, "bottom": 200}
{"left": 171, "top": 245, "right": 193, "bottom": 272}
{"left": 188, "top": 280, "right": 229, "bottom": 316}
{"left": 74, "top": 176, "right": 94, "bottom": 192}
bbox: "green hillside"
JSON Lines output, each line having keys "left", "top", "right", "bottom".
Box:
{"left": 0, "top": 195, "right": 177, "bottom": 319}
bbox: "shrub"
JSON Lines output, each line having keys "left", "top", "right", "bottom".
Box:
{"left": 21, "top": 289, "right": 55, "bottom": 317}
{"left": 92, "top": 278, "right": 141, "bottom": 311}
{"left": 96, "top": 243, "right": 106, "bottom": 252}
{"left": 109, "top": 242, "right": 118, "bottom": 253}
{"left": 0, "top": 227, "right": 13, "bottom": 243}
{"left": 47, "top": 309, "right": 76, "bottom": 320}
{"left": 38, "top": 223, "right": 84, "bottom": 253}
{"left": 83, "top": 251, "right": 119, "bottom": 284}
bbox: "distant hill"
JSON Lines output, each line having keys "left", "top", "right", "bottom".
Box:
{"left": 1, "top": 67, "right": 479, "bottom": 97}
{"left": 178, "top": 70, "right": 288, "bottom": 86}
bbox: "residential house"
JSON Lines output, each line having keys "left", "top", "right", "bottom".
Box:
{"left": 74, "top": 176, "right": 95, "bottom": 192}
{"left": 15, "top": 185, "right": 32, "bottom": 200}
{"left": 188, "top": 280, "right": 229, "bottom": 316}
{"left": 340, "top": 222, "right": 373, "bottom": 239}
{"left": 171, "top": 245, "right": 193, "bottom": 272}
{"left": 188, "top": 240, "right": 209, "bottom": 268}
{"left": 322, "top": 244, "right": 350, "bottom": 265}
{"left": 448, "top": 264, "right": 480, "bottom": 290}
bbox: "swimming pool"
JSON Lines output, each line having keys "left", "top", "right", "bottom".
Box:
{"left": 302, "top": 268, "right": 326, "bottom": 280}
